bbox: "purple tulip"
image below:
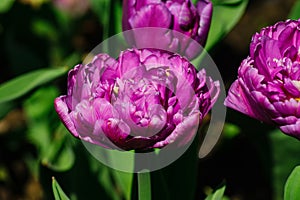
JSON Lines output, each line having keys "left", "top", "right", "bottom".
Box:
{"left": 122, "top": 0, "right": 213, "bottom": 60}
{"left": 55, "top": 49, "right": 219, "bottom": 150}
{"left": 225, "top": 19, "right": 300, "bottom": 138}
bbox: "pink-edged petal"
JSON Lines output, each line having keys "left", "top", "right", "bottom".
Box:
{"left": 273, "top": 116, "right": 298, "bottom": 125}
{"left": 272, "top": 99, "right": 300, "bottom": 118}
{"left": 118, "top": 49, "right": 142, "bottom": 76}
{"left": 135, "top": 0, "right": 161, "bottom": 10}
{"left": 67, "top": 64, "right": 80, "bottom": 96}
{"left": 196, "top": 0, "right": 212, "bottom": 45}
{"left": 225, "top": 81, "right": 256, "bottom": 118}
{"left": 54, "top": 96, "right": 79, "bottom": 137}
{"left": 129, "top": 4, "right": 172, "bottom": 28}
{"left": 250, "top": 91, "right": 278, "bottom": 121}
{"left": 153, "top": 112, "right": 200, "bottom": 148}
{"left": 122, "top": 0, "right": 137, "bottom": 30}
{"left": 253, "top": 37, "right": 282, "bottom": 80}
{"left": 102, "top": 118, "right": 131, "bottom": 150}
{"left": 279, "top": 120, "right": 300, "bottom": 139}
{"left": 178, "top": 1, "right": 194, "bottom": 30}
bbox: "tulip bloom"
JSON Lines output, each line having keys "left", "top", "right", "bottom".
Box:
{"left": 55, "top": 49, "right": 219, "bottom": 150}
{"left": 122, "top": 0, "right": 213, "bottom": 60}
{"left": 225, "top": 19, "right": 300, "bottom": 138}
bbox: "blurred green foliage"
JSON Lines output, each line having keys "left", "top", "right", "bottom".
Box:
{"left": 204, "top": 184, "right": 227, "bottom": 200}
{"left": 206, "top": 0, "right": 248, "bottom": 50}
{"left": 289, "top": 0, "right": 300, "bottom": 19}
{"left": 269, "top": 130, "right": 300, "bottom": 200}
{"left": 284, "top": 166, "right": 300, "bottom": 200}
{"left": 0, "top": 0, "right": 14, "bottom": 13}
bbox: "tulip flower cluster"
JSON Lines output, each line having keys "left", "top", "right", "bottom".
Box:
{"left": 55, "top": 0, "right": 300, "bottom": 153}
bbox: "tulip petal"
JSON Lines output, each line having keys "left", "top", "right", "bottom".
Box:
{"left": 153, "top": 112, "right": 199, "bottom": 148}
{"left": 196, "top": 0, "right": 212, "bottom": 45}
{"left": 280, "top": 121, "right": 300, "bottom": 139}
{"left": 54, "top": 96, "right": 79, "bottom": 137}
{"left": 273, "top": 99, "right": 300, "bottom": 118}
{"left": 225, "top": 80, "right": 256, "bottom": 118}
{"left": 129, "top": 4, "right": 172, "bottom": 28}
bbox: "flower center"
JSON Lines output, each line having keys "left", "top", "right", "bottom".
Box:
{"left": 111, "top": 75, "right": 167, "bottom": 137}
{"left": 267, "top": 55, "right": 300, "bottom": 101}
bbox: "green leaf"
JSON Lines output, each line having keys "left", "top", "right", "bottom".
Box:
{"left": 112, "top": 170, "right": 133, "bottom": 200}
{"left": 213, "top": 0, "right": 244, "bottom": 5}
{"left": 41, "top": 126, "right": 75, "bottom": 172}
{"left": 269, "top": 129, "right": 300, "bottom": 200}
{"left": 138, "top": 171, "right": 152, "bottom": 200}
{"left": 0, "top": 102, "right": 14, "bottom": 119}
{"left": 206, "top": 0, "right": 248, "bottom": 50}
{"left": 52, "top": 177, "right": 70, "bottom": 200}
{"left": 205, "top": 184, "right": 226, "bottom": 200}
{"left": 42, "top": 141, "right": 75, "bottom": 172}
{"left": 107, "top": 150, "right": 134, "bottom": 200}
{"left": 0, "top": 0, "right": 14, "bottom": 13}
{"left": 24, "top": 86, "right": 59, "bottom": 120}
{"left": 98, "top": 166, "right": 121, "bottom": 200}
{"left": 193, "top": 0, "right": 242, "bottom": 5}
{"left": 32, "top": 19, "right": 58, "bottom": 42}
{"left": 284, "top": 166, "right": 300, "bottom": 200}
{"left": 27, "top": 121, "right": 52, "bottom": 157}
{"left": 289, "top": 0, "right": 300, "bottom": 20}
{"left": 0, "top": 67, "right": 68, "bottom": 104}
{"left": 24, "top": 88, "right": 75, "bottom": 172}
{"left": 90, "top": 0, "right": 111, "bottom": 38}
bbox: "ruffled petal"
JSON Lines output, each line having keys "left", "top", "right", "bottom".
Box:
{"left": 279, "top": 121, "right": 300, "bottom": 139}
{"left": 54, "top": 96, "right": 79, "bottom": 137}
{"left": 196, "top": 0, "right": 212, "bottom": 45}
{"left": 153, "top": 112, "right": 199, "bottom": 148}
{"left": 129, "top": 4, "right": 172, "bottom": 28}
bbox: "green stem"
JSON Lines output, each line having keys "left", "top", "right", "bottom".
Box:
{"left": 137, "top": 171, "right": 152, "bottom": 200}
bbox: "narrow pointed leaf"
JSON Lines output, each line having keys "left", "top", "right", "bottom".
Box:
{"left": 205, "top": 185, "right": 226, "bottom": 200}
{"left": 52, "top": 177, "right": 70, "bottom": 200}
{"left": 0, "top": 67, "right": 68, "bottom": 104}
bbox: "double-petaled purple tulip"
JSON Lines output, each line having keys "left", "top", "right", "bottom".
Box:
{"left": 55, "top": 49, "right": 219, "bottom": 150}
{"left": 225, "top": 19, "right": 300, "bottom": 138}
{"left": 122, "top": 0, "right": 213, "bottom": 60}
